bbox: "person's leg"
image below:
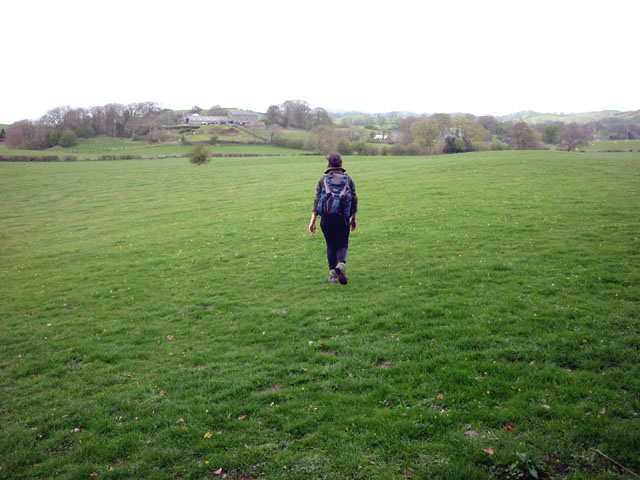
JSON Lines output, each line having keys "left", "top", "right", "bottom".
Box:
{"left": 335, "top": 216, "right": 350, "bottom": 265}
{"left": 332, "top": 216, "right": 350, "bottom": 285}
{"left": 320, "top": 215, "right": 338, "bottom": 270}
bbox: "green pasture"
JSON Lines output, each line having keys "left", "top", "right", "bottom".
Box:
{"left": 578, "top": 139, "right": 640, "bottom": 152}
{"left": 174, "top": 126, "right": 268, "bottom": 144}
{"left": 0, "top": 135, "right": 312, "bottom": 159}
{"left": 1, "top": 151, "right": 639, "bottom": 479}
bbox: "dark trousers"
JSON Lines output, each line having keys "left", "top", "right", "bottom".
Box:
{"left": 320, "top": 214, "right": 350, "bottom": 270}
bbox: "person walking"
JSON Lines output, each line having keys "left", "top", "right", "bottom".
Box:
{"left": 308, "top": 153, "right": 358, "bottom": 284}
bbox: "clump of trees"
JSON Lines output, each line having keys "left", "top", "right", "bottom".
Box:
{"left": 186, "top": 145, "right": 210, "bottom": 165}
{"left": 265, "top": 100, "right": 332, "bottom": 130}
{"left": 5, "top": 102, "right": 170, "bottom": 150}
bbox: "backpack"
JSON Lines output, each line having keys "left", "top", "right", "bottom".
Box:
{"left": 318, "top": 172, "right": 353, "bottom": 217}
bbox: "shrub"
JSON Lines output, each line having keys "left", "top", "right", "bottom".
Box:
{"left": 491, "top": 140, "right": 510, "bottom": 151}
{"left": 186, "top": 144, "right": 210, "bottom": 165}
{"left": 363, "top": 144, "right": 379, "bottom": 156}
{"left": 390, "top": 144, "right": 408, "bottom": 155}
{"left": 336, "top": 137, "right": 353, "bottom": 155}
{"left": 181, "top": 135, "right": 191, "bottom": 146}
{"left": 407, "top": 143, "right": 420, "bottom": 155}
{"left": 443, "top": 136, "right": 468, "bottom": 154}
{"left": 75, "top": 125, "right": 96, "bottom": 138}
{"left": 380, "top": 145, "right": 389, "bottom": 156}
{"left": 209, "top": 134, "right": 219, "bottom": 145}
{"left": 58, "top": 130, "right": 77, "bottom": 148}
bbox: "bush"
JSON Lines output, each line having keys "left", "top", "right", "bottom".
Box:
{"left": 58, "top": 130, "right": 77, "bottom": 148}
{"left": 390, "top": 144, "right": 408, "bottom": 155}
{"left": 491, "top": 140, "right": 510, "bottom": 150}
{"left": 380, "top": 145, "right": 389, "bottom": 156}
{"left": 209, "top": 134, "right": 219, "bottom": 145}
{"left": 75, "top": 125, "right": 96, "bottom": 138}
{"left": 363, "top": 144, "right": 379, "bottom": 156}
{"left": 181, "top": 135, "right": 191, "bottom": 146}
{"left": 407, "top": 143, "right": 420, "bottom": 155}
{"left": 186, "top": 144, "right": 210, "bottom": 165}
{"left": 336, "top": 137, "right": 353, "bottom": 155}
{"left": 443, "top": 136, "right": 468, "bottom": 154}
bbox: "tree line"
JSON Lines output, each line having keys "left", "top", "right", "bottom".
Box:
{"left": 3, "top": 102, "right": 172, "bottom": 149}
{"left": 3, "top": 98, "right": 638, "bottom": 155}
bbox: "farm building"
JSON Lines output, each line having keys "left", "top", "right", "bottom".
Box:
{"left": 182, "top": 111, "right": 260, "bottom": 126}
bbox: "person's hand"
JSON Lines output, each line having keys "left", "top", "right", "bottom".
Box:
{"left": 309, "top": 222, "right": 316, "bottom": 234}
{"left": 350, "top": 218, "right": 357, "bottom": 231}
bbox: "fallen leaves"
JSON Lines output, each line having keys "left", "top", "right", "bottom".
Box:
{"left": 484, "top": 447, "right": 495, "bottom": 455}
{"left": 204, "top": 431, "right": 213, "bottom": 439}
{"left": 238, "top": 414, "right": 246, "bottom": 421}
{"left": 90, "top": 473, "right": 99, "bottom": 478}
{"left": 167, "top": 335, "right": 174, "bottom": 340}
{"left": 214, "top": 467, "right": 223, "bottom": 476}
{"left": 464, "top": 430, "right": 479, "bottom": 437}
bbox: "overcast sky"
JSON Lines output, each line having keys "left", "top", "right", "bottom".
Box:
{"left": 2, "top": 0, "right": 638, "bottom": 123}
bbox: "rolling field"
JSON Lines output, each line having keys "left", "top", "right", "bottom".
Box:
{"left": 1, "top": 151, "right": 639, "bottom": 479}
{"left": 0, "top": 136, "right": 312, "bottom": 159}
{"left": 579, "top": 140, "right": 640, "bottom": 152}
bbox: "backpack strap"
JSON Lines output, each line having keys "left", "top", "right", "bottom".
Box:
{"left": 339, "top": 175, "right": 350, "bottom": 198}
{"left": 323, "top": 174, "right": 331, "bottom": 194}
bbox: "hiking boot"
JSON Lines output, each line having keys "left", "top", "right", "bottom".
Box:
{"left": 335, "top": 262, "right": 348, "bottom": 285}
{"left": 328, "top": 269, "right": 339, "bottom": 284}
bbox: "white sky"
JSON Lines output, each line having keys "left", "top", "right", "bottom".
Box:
{"left": 1, "top": 0, "right": 638, "bottom": 123}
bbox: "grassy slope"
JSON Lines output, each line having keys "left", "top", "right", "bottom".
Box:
{"left": 579, "top": 139, "right": 640, "bottom": 152}
{"left": 0, "top": 134, "right": 313, "bottom": 159}
{"left": 1, "top": 151, "right": 639, "bottom": 479}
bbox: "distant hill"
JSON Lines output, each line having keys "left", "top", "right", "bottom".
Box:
{"left": 497, "top": 110, "right": 639, "bottom": 124}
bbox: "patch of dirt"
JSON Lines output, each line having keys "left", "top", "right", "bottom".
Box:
{"left": 220, "top": 128, "right": 240, "bottom": 136}
{"left": 320, "top": 349, "right": 346, "bottom": 357}
{"left": 258, "top": 385, "right": 282, "bottom": 394}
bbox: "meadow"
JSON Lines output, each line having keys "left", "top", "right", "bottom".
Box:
{"left": 1, "top": 150, "right": 639, "bottom": 479}
{"left": 578, "top": 140, "right": 640, "bottom": 152}
{"left": 0, "top": 135, "right": 311, "bottom": 160}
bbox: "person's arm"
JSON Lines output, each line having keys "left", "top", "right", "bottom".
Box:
{"left": 349, "top": 177, "right": 358, "bottom": 231}
{"left": 310, "top": 178, "right": 322, "bottom": 234}
{"left": 309, "top": 212, "right": 318, "bottom": 234}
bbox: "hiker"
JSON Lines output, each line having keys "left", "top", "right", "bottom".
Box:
{"left": 308, "top": 153, "right": 358, "bottom": 285}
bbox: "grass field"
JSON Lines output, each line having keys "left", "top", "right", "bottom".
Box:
{"left": 1, "top": 151, "right": 639, "bottom": 479}
{"left": 578, "top": 140, "right": 640, "bottom": 152}
{"left": 0, "top": 136, "right": 312, "bottom": 159}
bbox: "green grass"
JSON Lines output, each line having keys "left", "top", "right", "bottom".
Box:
{"left": 1, "top": 151, "right": 639, "bottom": 479}
{"left": 510, "top": 111, "right": 624, "bottom": 125}
{"left": 578, "top": 139, "right": 640, "bottom": 152}
{"left": 0, "top": 135, "right": 312, "bottom": 159}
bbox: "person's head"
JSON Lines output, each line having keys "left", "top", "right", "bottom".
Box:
{"left": 327, "top": 152, "right": 342, "bottom": 168}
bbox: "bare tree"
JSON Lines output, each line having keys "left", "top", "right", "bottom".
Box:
{"left": 507, "top": 122, "right": 542, "bottom": 150}
{"left": 559, "top": 123, "right": 591, "bottom": 151}
{"left": 266, "top": 105, "right": 283, "bottom": 126}
{"left": 282, "top": 100, "right": 311, "bottom": 129}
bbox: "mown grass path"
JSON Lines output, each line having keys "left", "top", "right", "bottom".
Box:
{"left": 1, "top": 151, "right": 639, "bottom": 479}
